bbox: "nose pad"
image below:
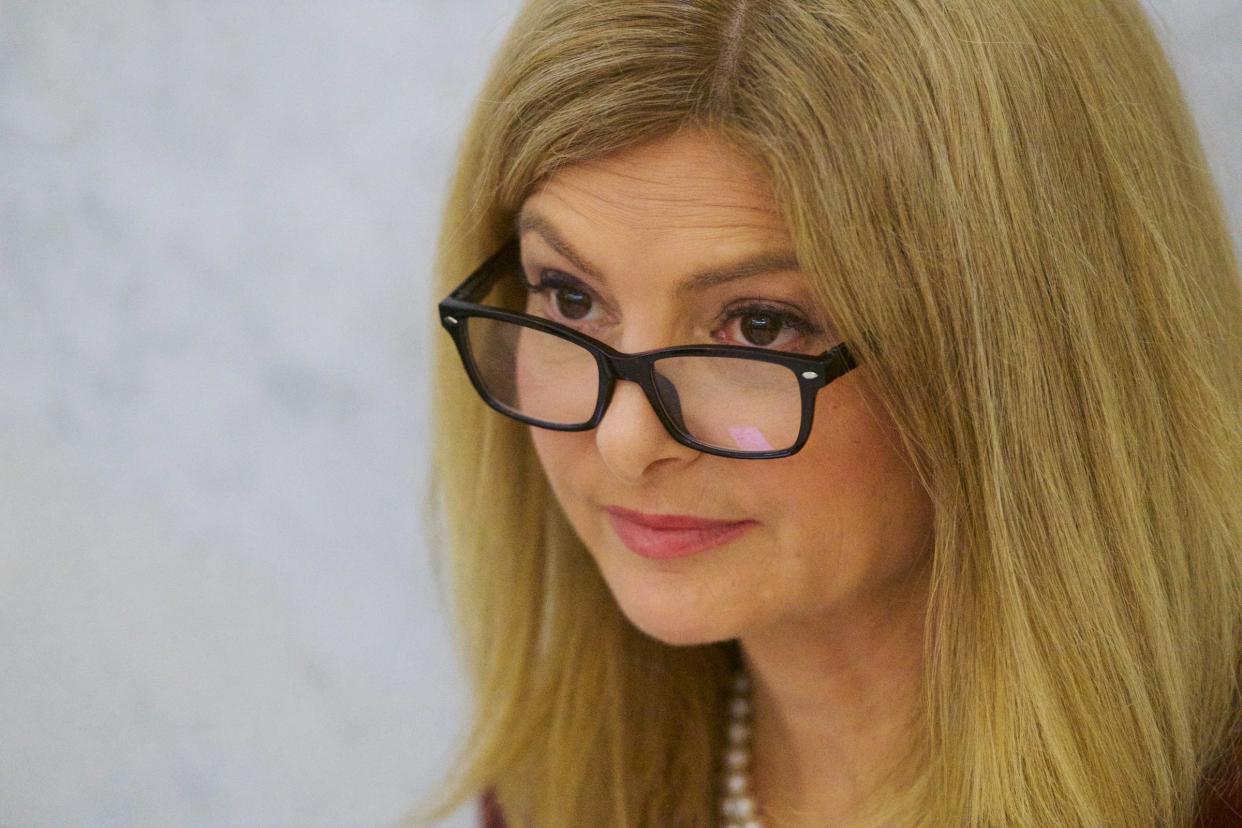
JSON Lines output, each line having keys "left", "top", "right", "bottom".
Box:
{"left": 652, "top": 369, "right": 685, "bottom": 433}
{"left": 597, "top": 379, "right": 662, "bottom": 436}
{"left": 594, "top": 378, "right": 696, "bottom": 479}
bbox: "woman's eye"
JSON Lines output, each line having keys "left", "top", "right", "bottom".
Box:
{"left": 519, "top": 268, "right": 820, "bottom": 350}
{"left": 736, "top": 310, "right": 783, "bottom": 347}
{"left": 520, "top": 270, "right": 600, "bottom": 323}
{"left": 552, "top": 285, "right": 592, "bottom": 320}
{"left": 720, "top": 306, "right": 820, "bottom": 350}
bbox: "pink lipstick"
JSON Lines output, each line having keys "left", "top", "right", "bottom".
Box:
{"left": 604, "top": 506, "right": 756, "bottom": 560}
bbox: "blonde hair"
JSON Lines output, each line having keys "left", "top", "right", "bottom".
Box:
{"left": 412, "top": 1, "right": 1242, "bottom": 825}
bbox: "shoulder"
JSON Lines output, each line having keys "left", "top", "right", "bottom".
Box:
{"left": 479, "top": 787, "right": 507, "bottom": 828}
{"left": 1198, "top": 738, "right": 1242, "bottom": 827}
{"left": 475, "top": 761, "right": 1242, "bottom": 826}
{"left": 1199, "top": 784, "right": 1242, "bottom": 827}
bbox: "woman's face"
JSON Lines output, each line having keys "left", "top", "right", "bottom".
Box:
{"left": 518, "top": 128, "right": 934, "bottom": 646}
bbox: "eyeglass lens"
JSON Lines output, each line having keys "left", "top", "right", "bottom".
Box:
{"left": 464, "top": 317, "right": 802, "bottom": 453}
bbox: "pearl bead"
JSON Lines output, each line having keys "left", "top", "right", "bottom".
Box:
{"left": 719, "top": 669, "right": 763, "bottom": 827}
{"left": 728, "top": 795, "right": 756, "bottom": 818}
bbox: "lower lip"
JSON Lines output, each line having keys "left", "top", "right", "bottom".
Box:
{"left": 605, "top": 512, "right": 757, "bottom": 560}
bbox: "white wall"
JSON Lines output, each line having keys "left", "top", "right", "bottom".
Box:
{"left": 0, "top": 3, "right": 1237, "bottom": 827}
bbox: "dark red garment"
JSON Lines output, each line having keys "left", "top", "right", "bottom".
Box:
{"left": 479, "top": 788, "right": 506, "bottom": 828}
{"left": 478, "top": 766, "right": 1242, "bottom": 826}
{"left": 1202, "top": 759, "right": 1242, "bottom": 828}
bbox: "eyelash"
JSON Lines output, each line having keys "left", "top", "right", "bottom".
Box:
{"left": 519, "top": 269, "right": 825, "bottom": 348}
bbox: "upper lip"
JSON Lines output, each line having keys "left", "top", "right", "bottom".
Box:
{"left": 604, "top": 505, "right": 752, "bottom": 530}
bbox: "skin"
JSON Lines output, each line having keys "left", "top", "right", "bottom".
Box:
{"left": 517, "top": 127, "right": 935, "bottom": 826}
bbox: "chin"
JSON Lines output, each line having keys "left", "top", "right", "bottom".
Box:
{"left": 608, "top": 583, "right": 740, "bottom": 648}
{"left": 581, "top": 517, "right": 751, "bottom": 646}
{"left": 628, "top": 614, "right": 730, "bottom": 647}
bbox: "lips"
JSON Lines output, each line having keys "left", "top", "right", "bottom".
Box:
{"left": 604, "top": 506, "right": 756, "bottom": 560}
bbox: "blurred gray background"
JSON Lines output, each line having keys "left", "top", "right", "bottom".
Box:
{"left": 0, "top": 2, "right": 1237, "bottom": 827}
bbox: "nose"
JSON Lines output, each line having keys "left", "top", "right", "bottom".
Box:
{"left": 594, "top": 378, "right": 698, "bottom": 482}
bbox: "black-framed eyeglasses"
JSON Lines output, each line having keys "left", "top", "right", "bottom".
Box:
{"left": 438, "top": 239, "right": 859, "bottom": 459}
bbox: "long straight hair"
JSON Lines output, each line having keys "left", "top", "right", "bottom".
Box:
{"left": 412, "top": 1, "right": 1242, "bottom": 825}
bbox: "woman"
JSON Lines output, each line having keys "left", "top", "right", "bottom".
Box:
{"left": 414, "top": 1, "right": 1242, "bottom": 825}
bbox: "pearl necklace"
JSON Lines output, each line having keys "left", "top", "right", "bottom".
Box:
{"left": 719, "top": 668, "right": 765, "bottom": 827}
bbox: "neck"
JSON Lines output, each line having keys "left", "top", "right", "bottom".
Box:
{"left": 738, "top": 572, "right": 929, "bottom": 826}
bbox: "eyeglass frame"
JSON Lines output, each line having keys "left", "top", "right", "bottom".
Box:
{"left": 437, "top": 238, "right": 860, "bottom": 460}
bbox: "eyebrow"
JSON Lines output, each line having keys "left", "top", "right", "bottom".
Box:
{"left": 514, "top": 210, "right": 802, "bottom": 297}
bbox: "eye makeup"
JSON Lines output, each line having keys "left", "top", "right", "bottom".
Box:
{"left": 518, "top": 263, "right": 830, "bottom": 353}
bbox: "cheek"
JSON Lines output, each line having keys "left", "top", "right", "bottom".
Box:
{"left": 763, "top": 383, "right": 933, "bottom": 575}
{"left": 529, "top": 427, "right": 564, "bottom": 484}
{"left": 529, "top": 427, "right": 616, "bottom": 559}
{"left": 529, "top": 427, "right": 592, "bottom": 508}
{"left": 513, "top": 332, "right": 600, "bottom": 425}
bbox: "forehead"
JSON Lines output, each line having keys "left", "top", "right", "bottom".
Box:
{"left": 522, "top": 129, "right": 788, "bottom": 244}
